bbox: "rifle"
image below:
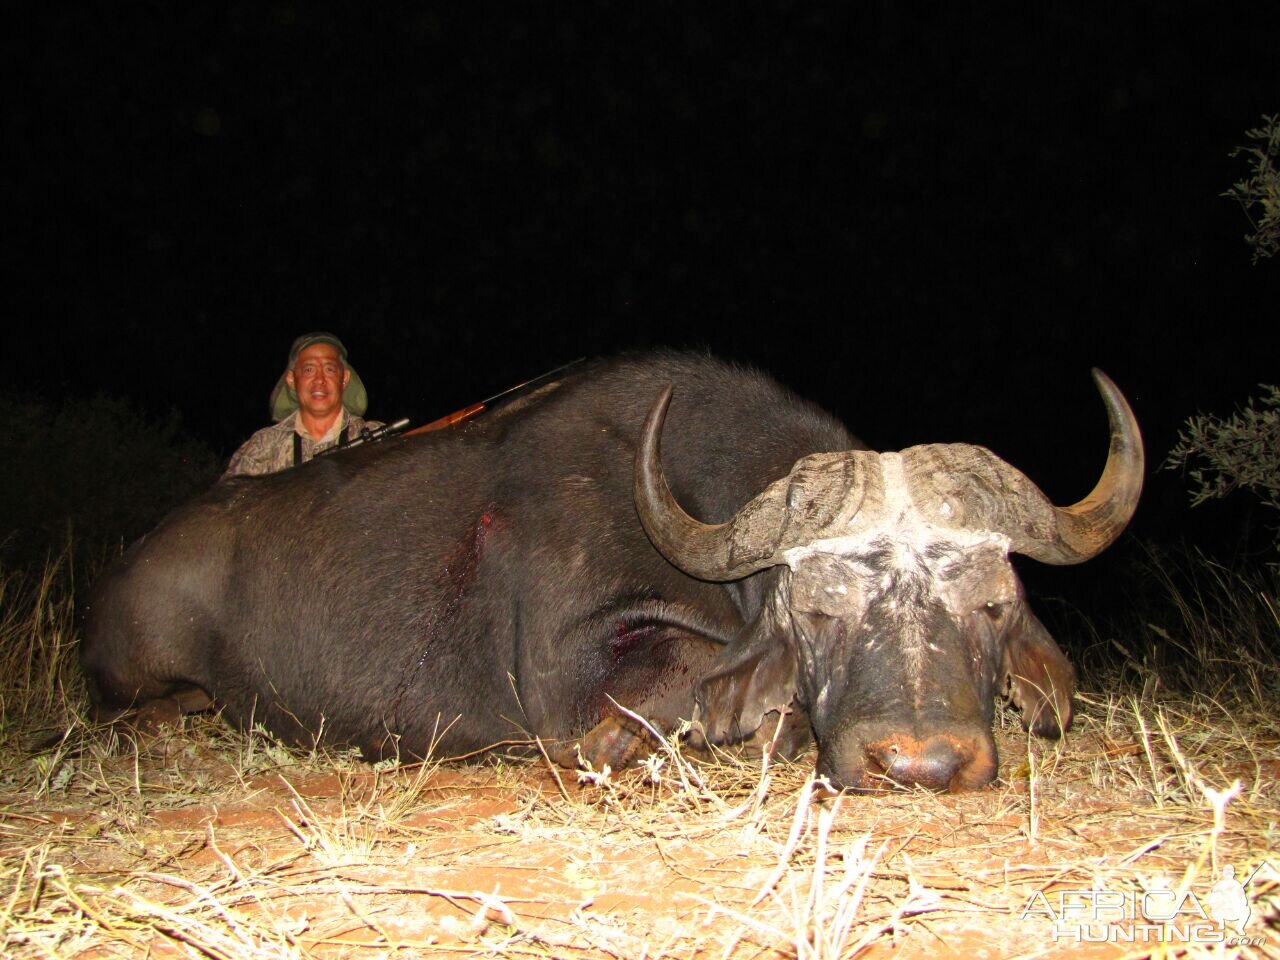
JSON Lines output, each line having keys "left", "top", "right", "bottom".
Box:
{"left": 405, "top": 357, "right": 585, "bottom": 435}
{"left": 314, "top": 358, "right": 584, "bottom": 457}
{"left": 315, "top": 417, "right": 412, "bottom": 457}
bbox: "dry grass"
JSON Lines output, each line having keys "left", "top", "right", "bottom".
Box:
{"left": 1, "top": 553, "right": 1277, "bottom": 958}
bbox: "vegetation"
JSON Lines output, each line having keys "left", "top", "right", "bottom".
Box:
{"left": 0, "top": 540, "right": 1276, "bottom": 957}
{"left": 0, "top": 376, "right": 1276, "bottom": 955}
{"left": 1157, "top": 113, "right": 1280, "bottom": 562}
{"left": 1223, "top": 113, "right": 1280, "bottom": 263}
{"left": 1166, "top": 384, "right": 1280, "bottom": 557}
{"left": 0, "top": 395, "right": 219, "bottom": 577}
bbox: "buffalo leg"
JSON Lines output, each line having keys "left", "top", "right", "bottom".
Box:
{"left": 91, "top": 684, "right": 214, "bottom": 738}
{"left": 556, "top": 626, "right": 724, "bottom": 771}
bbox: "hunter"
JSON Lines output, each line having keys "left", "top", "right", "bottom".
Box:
{"left": 223, "top": 332, "right": 384, "bottom": 478}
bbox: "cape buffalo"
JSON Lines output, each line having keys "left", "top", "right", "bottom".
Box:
{"left": 81, "top": 352, "right": 1143, "bottom": 791}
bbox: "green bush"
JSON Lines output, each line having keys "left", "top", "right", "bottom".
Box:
{"left": 0, "top": 394, "right": 220, "bottom": 577}
{"left": 1165, "top": 384, "right": 1280, "bottom": 556}
{"left": 1223, "top": 113, "right": 1280, "bottom": 264}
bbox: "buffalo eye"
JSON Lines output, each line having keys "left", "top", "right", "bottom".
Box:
{"left": 982, "top": 600, "right": 1008, "bottom": 622}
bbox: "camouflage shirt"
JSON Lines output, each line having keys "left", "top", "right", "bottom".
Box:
{"left": 222, "top": 411, "right": 385, "bottom": 478}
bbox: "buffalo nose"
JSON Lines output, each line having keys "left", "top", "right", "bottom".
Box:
{"left": 866, "top": 733, "right": 991, "bottom": 792}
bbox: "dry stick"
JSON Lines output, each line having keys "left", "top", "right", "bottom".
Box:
{"left": 723, "top": 708, "right": 787, "bottom": 824}
{"left": 1025, "top": 732, "right": 1039, "bottom": 845}
{"left": 1153, "top": 704, "right": 1246, "bottom": 893}
{"left": 0, "top": 810, "right": 60, "bottom": 827}
{"left": 437, "top": 739, "right": 544, "bottom": 763}
{"left": 200, "top": 819, "right": 302, "bottom": 948}
{"left": 1181, "top": 777, "right": 1244, "bottom": 899}
{"left": 806, "top": 797, "right": 838, "bottom": 930}
{"left": 827, "top": 839, "right": 883, "bottom": 957}
{"left": 338, "top": 880, "right": 398, "bottom": 948}
{"left": 1117, "top": 836, "right": 1171, "bottom": 865}
{"left": 138, "top": 869, "right": 545, "bottom": 948}
{"left": 823, "top": 832, "right": 863, "bottom": 954}
{"left": 533, "top": 736, "right": 573, "bottom": 804}
{"left": 306, "top": 931, "right": 439, "bottom": 952}
{"left": 470, "top": 883, "right": 518, "bottom": 934}
{"left": 604, "top": 697, "right": 719, "bottom": 805}
{"left": 690, "top": 895, "right": 787, "bottom": 955}
{"left": 703, "top": 830, "right": 888, "bottom": 960}
{"left": 752, "top": 774, "right": 828, "bottom": 907}
{"left": 41, "top": 862, "right": 153, "bottom": 953}
{"left": 117, "top": 874, "right": 257, "bottom": 954}
{"left": 205, "top": 822, "right": 250, "bottom": 888}
{"left": 267, "top": 874, "right": 547, "bottom": 909}
{"left": 138, "top": 920, "right": 238, "bottom": 960}
{"left": 834, "top": 838, "right": 898, "bottom": 958}
{"left": 327, "top": 942, "right": 554, "bottom": 959}
{"left": 1132, "top": 700, "right": 1165, "bottom": 808}
{"left": 0, "top": 862, "right": 23, "bottom": 941}
{"left": 13, "top": 844, "right": 46, "bottom": 917}
{"left": 842, "top": 884, "right": 939, "bottom": 960}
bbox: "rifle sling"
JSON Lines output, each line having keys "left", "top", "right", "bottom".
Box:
{"left": 293, "top": 422, "right": 354, "bottom": 467}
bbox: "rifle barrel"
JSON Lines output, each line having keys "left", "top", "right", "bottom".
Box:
{"left": 406, "top": 357, "right": 585, "bottom": 436}
{"left": 477, "top": 357, "right": 585, "bottom": 406}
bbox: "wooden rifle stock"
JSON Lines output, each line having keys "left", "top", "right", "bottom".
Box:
{"left": 405, "top": 402, "right": 486, "bottom": 435}
{"left": 404, "top": 357, "right": 585, "bottom": 437}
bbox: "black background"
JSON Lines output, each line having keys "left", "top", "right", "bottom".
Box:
{"left": 6, "top": 2, "right": 1277, "bottom": 551}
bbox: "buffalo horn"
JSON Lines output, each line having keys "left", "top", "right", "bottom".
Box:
{"left": 634, "top": 385, "right": 785, "bottom": 581}
{"left": 1006, "top": 368, "right": 1144, "bottom": 564}
{"left": 637, "top": 369, "right": 1143, "bottom": 577}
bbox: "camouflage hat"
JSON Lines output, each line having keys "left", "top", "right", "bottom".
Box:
{"left": 268, "top": 331, "right": 370, "bottom": 421}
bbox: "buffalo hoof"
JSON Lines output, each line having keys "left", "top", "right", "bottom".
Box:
{"left": 90, "top": 687, "right": 215, "bottom": 752}
{"left": 133, "top": 687, "right": 215, "bottom": 732}
{"left": 562, "top": 714, "right": 660, "bottom": 773}
{"left": 135, "top": 697, "right": 185, "bottom": 732}
{"left": 686, "top": 707, "right": 814, "bottom": 764}
{"left": 739, "top": 708, "right": 813, "bottom": 762}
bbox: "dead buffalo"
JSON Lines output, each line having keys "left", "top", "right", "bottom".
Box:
{"left": 81, "top": 351, "right": 1143, "bottom": 791}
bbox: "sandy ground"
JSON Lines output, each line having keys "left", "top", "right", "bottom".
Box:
{"left": 4, "top": 702, "right": 1277, "bottom": 959}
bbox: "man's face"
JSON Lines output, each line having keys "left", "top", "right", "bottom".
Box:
{"left": 285, "top": 343, "right": 350, "bottom": 421}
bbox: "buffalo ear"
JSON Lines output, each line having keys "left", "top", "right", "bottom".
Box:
{"left": 691, "top": 629, "right": 798, "bottom": 749}
{"left": 1002, "top": 605, "right": 1076, "bottom": 738}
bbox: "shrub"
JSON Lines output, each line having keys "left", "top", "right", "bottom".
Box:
{"left": 1165, "top": 384, "right": 1280, "bottom": 556}
{"left": 0, "top": 394, "right": 220, "bottom": 576}
{"left": 1223, "top": 113, "right": 1280, "bottom": 264}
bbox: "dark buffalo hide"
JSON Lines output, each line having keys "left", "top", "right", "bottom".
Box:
{"left": 82, "top": 352, "right": 1142, "bottom": 791}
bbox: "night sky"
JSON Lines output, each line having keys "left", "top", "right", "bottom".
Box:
{"left": 6, "top": 3, "right": 1277, "bottom": 549}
